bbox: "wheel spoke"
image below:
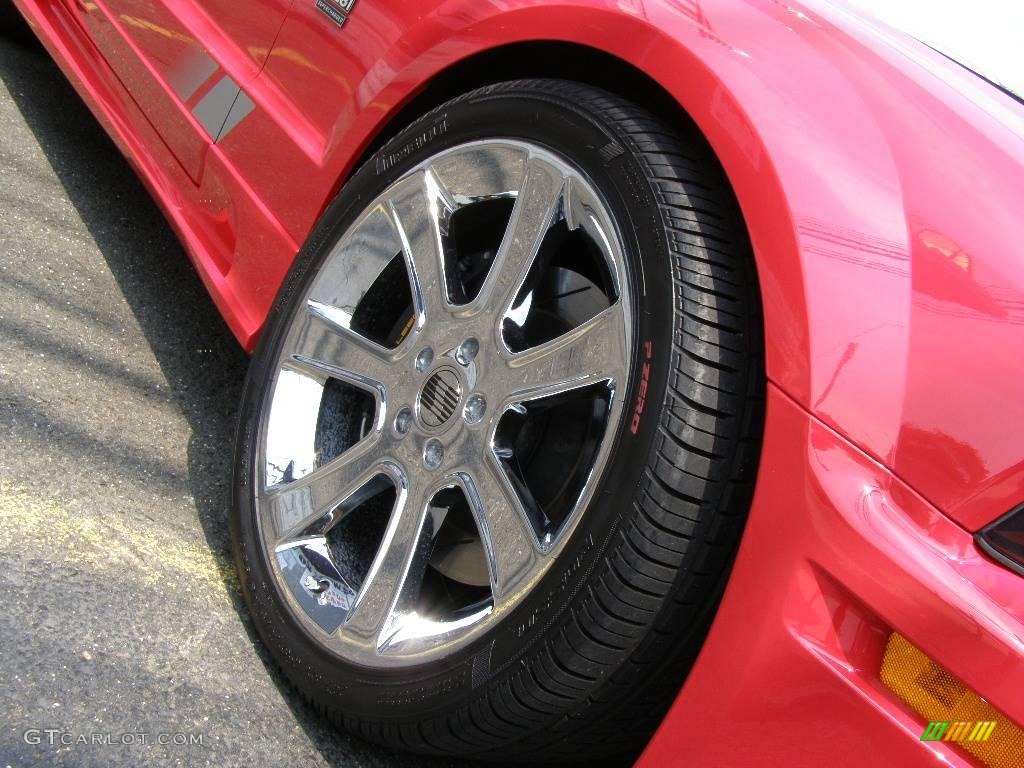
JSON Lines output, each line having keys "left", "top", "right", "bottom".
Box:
{"left": 470, "top": 156, "right": 566, "bottom": 320}
{"left": 258, "top": 140, "right": 634, "bottom": 666}
{"left": 342, "top": 475, "right": 436, "bottom": 647}
{"left": 502, "top": 301, "right": 627, "bottom": 403}
{"left": 288, "top": 301, "right": 394, "bottom": 397}
{"left": 388, "top": 170, "right": 451, "bottom": 329}
{"left": 264, "top": 433, "right": 389, "bottom": 547}
{"left": 459, "top": 462, "right": 540, "bottom": 602}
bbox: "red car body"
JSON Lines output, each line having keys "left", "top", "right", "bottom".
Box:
{"left": 12, "top": 0, "right": 1024, "bottom": 763}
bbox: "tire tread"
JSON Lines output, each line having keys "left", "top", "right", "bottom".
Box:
{"left": 249, "top": 78, "right": 764, "bottom": 764}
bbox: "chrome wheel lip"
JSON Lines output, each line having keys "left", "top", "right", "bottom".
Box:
{"left": 253, "top": 139, "right": 633, "bottom": 668}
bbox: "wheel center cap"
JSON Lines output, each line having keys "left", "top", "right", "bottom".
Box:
{"left": 417, "top": 366, "right": 462, "bottom": 429}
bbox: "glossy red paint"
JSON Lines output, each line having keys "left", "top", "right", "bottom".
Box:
{"left": 640, "top": 385, "right": 1024, "bottom": 766}
{"left": 71, "top": 0, "right": 292, "bottom": 179}
{"left": 11, "top": 0, "right": 1024, "bottom": 760}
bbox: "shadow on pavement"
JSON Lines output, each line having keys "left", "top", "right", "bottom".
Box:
{"left": 0, "top": 32, "right": 462, "bottom": 768}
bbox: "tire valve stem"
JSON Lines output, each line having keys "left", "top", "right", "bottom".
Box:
{"left": 302, "top": 574, "right": 330, "bottom": 595}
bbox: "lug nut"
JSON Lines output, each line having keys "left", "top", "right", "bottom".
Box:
{"left": 394, "top": 406, "right": 413, "bottom": 435}
{"left": 463, "top": 394, "right": 486, "bottom": 424}
{"left": 415, "top": 347, "right": 434, "bottom": 373}
{"left": 423, "top": 439, "right": 444, "bottom": 470}
{"left": 455, "top": 337, "right": 479, "bottom": 366}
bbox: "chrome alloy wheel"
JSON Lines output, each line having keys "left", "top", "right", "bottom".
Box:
{"left": 255, "top": 140, "right": 632, "bottom": 667}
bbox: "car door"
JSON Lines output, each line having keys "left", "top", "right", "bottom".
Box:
{"left": 62, "top": 0, "right": 293, "bottom": 181}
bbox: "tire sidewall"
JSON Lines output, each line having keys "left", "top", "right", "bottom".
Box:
{"left": 231, "top": 82, "right": 676, "bottom": 719}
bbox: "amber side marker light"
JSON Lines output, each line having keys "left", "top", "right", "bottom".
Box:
{"left": 880, "top": 633, "right": 1024, "bottom": 768}
{"left": 977, "top": 504, "right": 1024, "bottom": 578}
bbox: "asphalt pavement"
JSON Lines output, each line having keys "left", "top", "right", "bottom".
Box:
{"left": 0, "top": 29, "right": 462, "bottom": 768}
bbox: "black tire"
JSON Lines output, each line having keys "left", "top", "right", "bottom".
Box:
{"left": 232, "top": 79, "right": 764, "bottom": 763}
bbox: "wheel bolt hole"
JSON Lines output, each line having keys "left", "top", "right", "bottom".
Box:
{"left": 394, "top": 406, "right": 413, "bottom": 436}
{"left": 455, "top": 337, "right": 479, "bottom": 366}
{"left": 423, "top": 439, "right": 444, "bottom": 470}
{"left": 464, "top": 394, "right": 486, "bottom": 425}
{"left": 415, "top": 347, "right": 434, "bottom": 373}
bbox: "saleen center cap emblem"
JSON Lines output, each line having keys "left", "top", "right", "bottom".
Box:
{"left": 418, "top": 367, "right": 462, "bottom": 428}
{"left": 315, "top": 0, "right": 354, "bottom": 27}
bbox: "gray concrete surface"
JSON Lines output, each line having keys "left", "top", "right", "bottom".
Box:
{"left": 0, "top": 32, "right": 460, "bottom": 768}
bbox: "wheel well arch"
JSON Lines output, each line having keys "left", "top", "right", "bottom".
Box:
{"left": 347, "top": 41, "right": 700, "bottom": 183}
{"left": 321, "top": 24, "right": 811, "bottom": 408}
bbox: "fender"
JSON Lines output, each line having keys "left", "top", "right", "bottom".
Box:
{"left": 244, "top": 0, "right": 1022, "bottom": 530}
{"left": 210, "top": 0, "right": 1024, "bottom": 529}
{"left": 15, "top": 0, "right": 1023, "bottom": 527}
